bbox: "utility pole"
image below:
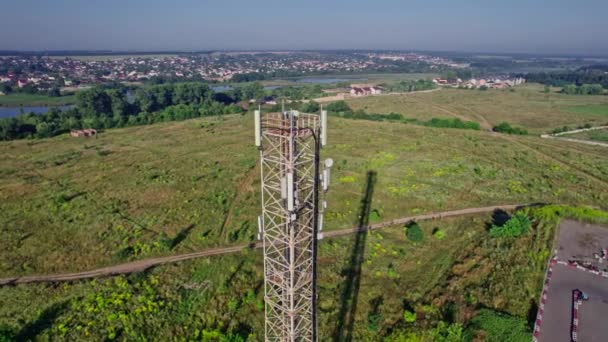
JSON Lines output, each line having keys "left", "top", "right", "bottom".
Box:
{"left": 255, "top": 108, "right": 331, "bottom": 341}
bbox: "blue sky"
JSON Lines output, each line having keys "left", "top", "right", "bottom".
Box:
{"left": 1, "top": 0, "right": 607, "bottom": 55}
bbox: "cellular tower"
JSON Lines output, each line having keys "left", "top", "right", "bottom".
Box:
{"left": 255, "top": 108, "right": 332, "bottom": 341}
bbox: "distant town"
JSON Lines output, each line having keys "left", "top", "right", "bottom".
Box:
{"left": 0, "top": 51, "right": 467, "bottom": 94}
{"left": 433, "top": 76, "right": 526, "bottom": 89}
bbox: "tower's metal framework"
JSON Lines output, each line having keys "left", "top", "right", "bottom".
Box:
{"left": 255, "top": 109, "right": 330, "bottom": 341}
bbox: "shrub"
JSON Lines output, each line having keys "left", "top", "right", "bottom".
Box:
{"left": 325, "top": 100, "right": 352, "bottom": 113}
{"left": 466, "top": 309, "right": 531, "bottom": 342}
{"left": 432, "top": 322, "right": 464, "bottom": 342}
{"left": 405, "top": 222, "right": 424, "bottom": 242}
{"left": 403, "top": 310, "right": 417, "bottom": 323}
{"left": 492, "top": 122, "right": 528, "bottom": 135}
{"left": 367, "top": 312, "right": 382, "bottom": 332}
{"left": 422, "top": 118, "right": 480, "bottom": 130}
{"left": 489, "top": 212, "right": 530, "bottom": 238}
{"left": 433, "top": 228, "right": 445, "bottom": 240}
{"left": 527, "top": 205, "right": 608, "bottom": 225}
{"left": 370, "top": 209, "right": 381, "bottom": 222}
{"left": 0, "top": 326, "right": 15, "bottom": 342}
{"left": 51, "top": 276, "right": 166, "bottom": 340}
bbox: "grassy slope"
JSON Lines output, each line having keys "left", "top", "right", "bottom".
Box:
{"left": 0, "top": 93, "right": 76, "bottom": 106}
{"left": 346, "top": 84, "right": 608, "bottom": 133}
{"left": 1, "top": 93, "right": 608, "bottom": 339}
{"left": 1, "top": 115, "right": 607, "bottom": 277}
{"left": 565, "top": 104, "right": 608, "bottom": 117}
{"left": 0, "top": 213, "right": 550, "bottom": 340}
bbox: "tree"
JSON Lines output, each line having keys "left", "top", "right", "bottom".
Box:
{"left": 489, "top": 212, "right": 530, "bottom": 238}
{"left": 77, "top": 88, "right": 112, "bottom": 116}
{"left": 405, "top": 222, "right": 424, "bottom": 242}
{"left": 48, "top": 87, "right": 61, "bottom": 97}
{"left": 325, "top": 101, "right": 351, "bottom": 113}
{"left": 21, "top": 83, "right": 38, "bottom": 94}
{"left": 107, "top": 89, "right": 128, "bottom": 117}
{"left": 492, "top": 122, "right": 527, "bottom": 135}
{"left": 301, "top": 101, "right": 320, "bottom": 113}
{"left": 135, "top": 87, "right": 158, "bottom": 113}
{"left": 0, "top": 83, "right": 12, "bottom": 94}
{"left": 35, "top": 122, "right": 55, "bottom": 138}
{"left": 241, "top": 82, "right": 265, "bottom": 101}
{"left": 456, "top": 69, "right": 473, "bottom": 80}
{"left": 562, "top": 84, "right": 578, "bottom": 94}
{"left": 444, "top": 70, "right": 458, "bottom": 81}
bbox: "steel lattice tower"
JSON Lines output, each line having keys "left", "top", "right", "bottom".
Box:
{"left": 255, "top": 109, "right": 330, "bottom": 341}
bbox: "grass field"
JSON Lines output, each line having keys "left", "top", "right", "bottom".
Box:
{"left": 1, "top": 97, "right": 608, "bottom": 339}
{"left": 0, "top": 93, "right": 76, "bottom": 107}
{"left": 347, "top": 84, "right": 608, "bottom": 133}
{"left": 1, "top": 115, "right": 607, "bottom": 278}
{"left": 0, "top": 212, "right": 553, "bottom": 340}
{"left": 565, "top": 104, "right": 608, "bottom": 117}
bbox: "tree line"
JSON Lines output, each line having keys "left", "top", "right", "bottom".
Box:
{"left": 522, "top": 69, "right": 608, "bottom": 90}
{"left": 561, "top": 83, "right": 604, "bottom": 95}
{"left": 322, "top": 100, "right": 481, "bottom": 130}
{"left": 0, "top": 82, "right": 242, "bottom": 141}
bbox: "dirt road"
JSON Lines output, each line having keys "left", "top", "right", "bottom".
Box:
{"left": 540, "top": 126, "right": 608, "bottom": 148}
{"left": 0, "top": 203, "right": 526, "bottom": 286}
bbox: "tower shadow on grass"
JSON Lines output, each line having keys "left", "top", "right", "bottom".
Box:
{"left": 15, "top": 300, "right": 69, "bottom": 341}
{"left": 333, "top": 171, "right": 377, "bottom": 342}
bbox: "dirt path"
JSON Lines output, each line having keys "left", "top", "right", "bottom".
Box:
{"left": 0, "top": 203, "right": 526, "bottom": 286}
{"left": 540, "top": 135, "right": 608, "bottom": 148}
{"left": 540, "top": 126, "right": 608, "bottom": 148}
{"left": 313, "top": 88, "right": 441, "bottom": 103}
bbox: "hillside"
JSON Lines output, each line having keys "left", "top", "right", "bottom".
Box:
{"left": 346, "top": 84, "right": 608, "bottom": 133}
{"left": 1, "top": 110, "right": 607, "bottom": 340}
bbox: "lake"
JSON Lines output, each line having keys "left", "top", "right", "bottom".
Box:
{"left": 0, "top": 105, "right": 73, "bottom": 119}
{"left": 294, "top": 77, "right": 364, "bottom": 84}
{"left": 211, "top": 85, "right": 281, "bottom": 92}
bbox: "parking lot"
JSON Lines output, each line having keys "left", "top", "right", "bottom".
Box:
{"left": 537, "top": 220, "right": 608, "bottom": 342}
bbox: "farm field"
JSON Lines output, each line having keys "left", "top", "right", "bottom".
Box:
{"left": 2, "top": 115, "right": 608, "bottom": 278}
{"left": 0, "top": 93, "right": 76, "bottom": 107}
{"left": 346, "top": 84, "right": 608, "bottom": 133}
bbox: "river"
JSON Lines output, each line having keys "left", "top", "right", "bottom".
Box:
{"left": 0, "top": 105, "right": 74, "bottom": 119}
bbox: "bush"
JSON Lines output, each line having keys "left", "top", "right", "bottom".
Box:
{"left": 0, "top": 326, "right": 15, "bottom": 342}
{"left": 527, "top": 205, "right": 608, "bottom": 225}
{"left": 325, "top": 100, "right": 352, "bottom": 113}
{"left": 403, "top": 310, "right": 417, "bottom": 323}
{"left": 432, "top": 228, "right": 445, "bottom": 240}
{"left": 423, "top": 118, "right": 480, "bottom": 130}
{"left": 405, "top": 222, "right": 424, "bottom": 242}
{"left": 492, "top": 122, "right": 528, "bottom": 135}
{"left": 432, "top": 322, "right": 464, "bottom": 342}
{"left": 370, "top": 209, "right": 381, "bottom": 222}
{"left": 489, "top": 212, "right": 530, "bottom": 238}
{"left": 466, "top": 309, "right": 531, "bottom": 342}
{"left": 551, "top": 125, "right": 571, "bottom": 134}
